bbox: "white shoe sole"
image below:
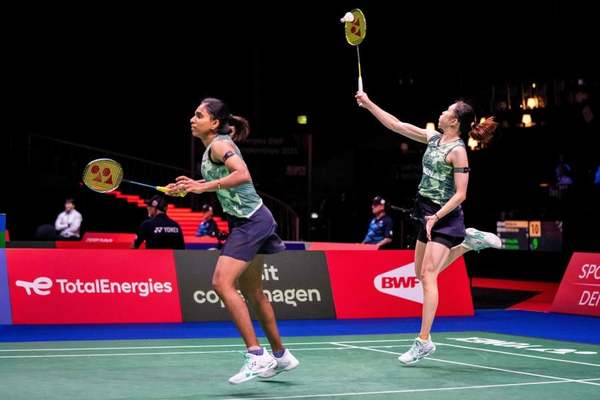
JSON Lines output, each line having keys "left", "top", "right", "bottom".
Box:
{"left": 259, "top": 359, "right": 300, "bottom": 379}
{"left": 228, "top": 359, "right": 278, "bottom": 385}
{"left": 465, "top": 228, "right": 502, "bottom": 250}
{"left": 398, "top": 347, "right": 436, "bottom": 366}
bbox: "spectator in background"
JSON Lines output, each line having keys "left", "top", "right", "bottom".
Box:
{"left": 555, "top": 154, "right": 574, "bottom": 199}
{"left": 132, "top": 195, "right": 185, "bottom": 249}
{"left": 35, "top": 198, "right": 83, "bottom": 240}
{"left": 195, "top": 204, "right": 219, "bottom": 238}
{"left": 362, "top": 196, "right": 393, "bottom": 249}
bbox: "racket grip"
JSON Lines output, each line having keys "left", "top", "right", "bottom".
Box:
{"left": 157, "top": 186, "right": 187, "bottom": 197}
{"left": 358, "top": 77, "right": 363, "bottom": 92}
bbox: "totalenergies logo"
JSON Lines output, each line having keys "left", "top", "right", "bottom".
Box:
{"left": 15, "top": 277, "right": 173, "bottom": 297}
{"left": 373, "top": 263, "right": 423, "bottom": 304}
{"left": 15, "top": 277, "right": 53, "bottom": 296}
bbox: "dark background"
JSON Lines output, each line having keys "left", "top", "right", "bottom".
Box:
{"left": 3, "top": 2, "right": 599, "bottom": 279}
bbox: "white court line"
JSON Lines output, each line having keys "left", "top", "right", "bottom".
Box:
{"left": 327, "top": 338, "right": 600, "bottom": 368}
{"left": 1, "top": 338, "right": 598, "bottom": 369}
{"left": 343, "top": 344, "right": 600, "bottom": 368}
{"left": 436, "top": 341, "right": 600, "bottom": 367}
{"left": 2, "top": 338, "right": 598, "bottom": 369}
{"left": 0, "top": 344, "right": 248, "bottom": 352}
{"left": 221, "top": 380, "right": 594, "bottom": 400}
{"left": 332, "top": 342, "right": 600, "bottom": 387}
{"left": 17, "top": 341, "right": 586, "bottom": 372}
{"left": 0, "top": 345, "right": 423, "bottom": 359}
{"left": 0, "top": 338, "right": 415, "bottom": 352}
{"left": 0, "top": 346, "right": 355, "bottom": 359}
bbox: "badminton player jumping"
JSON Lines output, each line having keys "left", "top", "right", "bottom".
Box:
{"left": 356, "top": 91, "right": 502, "bottom": 364}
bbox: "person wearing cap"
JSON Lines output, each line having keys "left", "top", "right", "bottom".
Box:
{"left": 362, "top": 196, "right": 394, "bottom": 249}
{"left": 195, "top": 204, "right": 220, "bottom": 238}
{"left": 132, "top": 195, "right": 185, "bottom": 249}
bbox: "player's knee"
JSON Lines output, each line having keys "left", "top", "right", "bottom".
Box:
{"left": 212, "top": 276, "right": 235, "bottom": 296}
{"left": 420, "top": 264, "right": 438, "bottom": 285}
{"left": 241, "top": 286, "right": 265, "bottom": 304}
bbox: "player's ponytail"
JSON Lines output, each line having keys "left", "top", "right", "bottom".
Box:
{"left": 469, "top": 117, "right": 498, "bottom": 143}
{"left": 201, "top": 97, "right": 250, "bottom": 142}
{"left": 228, "top": 115, "right": 250, "bottom": 142}
{"left": 454, "top": 100, "right": 498, "bottom": 144}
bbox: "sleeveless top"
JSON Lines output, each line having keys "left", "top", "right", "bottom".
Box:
{"left": 417, "top": 134, "right": 465, "bottom": 205}
{"left": 201, "top": 135, "right": 263, "bottom": 218}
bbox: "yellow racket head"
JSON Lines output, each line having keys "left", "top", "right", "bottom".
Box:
{"left": 82, "top": 158, "right": 124, "bottom": 193}
{"left": 344, "top": 8, "right": 366, "bottom": 46}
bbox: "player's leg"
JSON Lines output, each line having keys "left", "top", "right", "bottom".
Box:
{"left": 239, "top": 255, "right": 299, "bottom": 379}
{"left": 212, "top": 255, "right": 277, "bottom": 384}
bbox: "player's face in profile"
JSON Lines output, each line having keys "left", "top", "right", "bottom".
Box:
{"left": 190, "top": 104, "right": 218, "bottom": 137}
{"left": 438, "top": 103, "right": 459, "bottom": 131}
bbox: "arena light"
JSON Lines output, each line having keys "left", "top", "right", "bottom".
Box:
{"left": 522, "top": 113, "right": 533, "bottom": 128}
{"left": 467, "top": 137, "right": 479, "bottom": 151}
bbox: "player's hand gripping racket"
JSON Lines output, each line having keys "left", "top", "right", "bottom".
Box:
{"left": 341, "top": 9, "right": 367, "bottom": 92}
{"left": 82, "top": 158, "right": 186, "bottom": 197}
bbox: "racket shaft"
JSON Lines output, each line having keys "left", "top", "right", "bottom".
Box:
{"left": 356, "top": 46, "right": 363, "bottom": 91}
{"left": 122, "top": 179, "right": 157, "bottom": 190}
{"left": 123, "top": 179, "right": 186, "bottom": 197}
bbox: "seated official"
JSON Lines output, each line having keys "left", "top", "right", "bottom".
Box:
{"left": 362, "top": 196, "right": 394, "bottom": 249}
{"left": 195, "top": 204, "right": 219, "bottom": 237}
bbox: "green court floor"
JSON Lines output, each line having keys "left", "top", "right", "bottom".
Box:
{"left": 1, "top": 332, "right": 599, "bottom": 400}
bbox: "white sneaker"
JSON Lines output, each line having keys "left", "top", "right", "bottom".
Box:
{"left": 462, "top": 227, "right": 502, "bottom": 251}
{"left": 259, "top": 349, "right": 300, "bottom": 378}
{"left": 228, "top": 350, "right": 277, "bottom": 384}
{"left": 398, "top": 337, "right": 436, "bottom": 365}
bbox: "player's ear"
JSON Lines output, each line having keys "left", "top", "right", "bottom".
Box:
{"left": 210, "top": 117, "right": 220, "bottom": 132}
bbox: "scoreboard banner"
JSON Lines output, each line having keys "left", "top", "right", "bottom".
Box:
{"left": 497, "top": 220, "right": 562, "bottom": 251}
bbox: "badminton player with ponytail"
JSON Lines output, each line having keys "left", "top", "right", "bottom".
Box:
{"left": 355, "top": 91, "right": 502, "bottom": 365}
{"left": 166, "top": 97, "right": 298, "bottom": 384}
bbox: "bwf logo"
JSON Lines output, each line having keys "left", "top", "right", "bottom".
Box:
{"left": 373, "top": 263, "right": 423, "bottom": 304}
{"left": 15, "top": 277, "right": 53, "bottom": 296}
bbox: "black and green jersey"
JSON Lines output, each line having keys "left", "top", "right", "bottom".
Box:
{"left": 417, "top": 134, "right": 465, "bottom": 205}
{"left": 201, "top": 135, "right": 263, "bottom": 218}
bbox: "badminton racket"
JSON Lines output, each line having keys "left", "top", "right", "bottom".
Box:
{"left": 82, "top": 158, "right": 186, "bottom": 197}
{"left": 341, "top": 9, "right": 367, "bottom": 92}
